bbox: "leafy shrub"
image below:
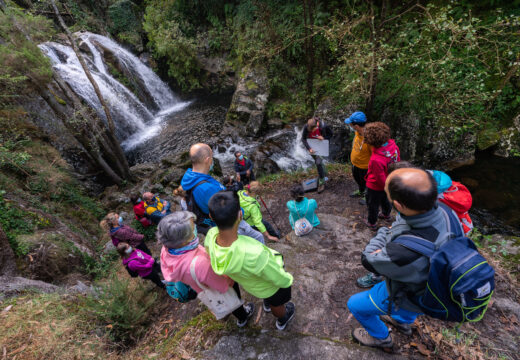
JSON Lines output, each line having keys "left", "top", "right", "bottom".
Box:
{"left": 0, "top": 190, "right": 35, "bottom": 256}
{"left": 80, "top": 249, "right": 119, "bottom": 280}
{"left": 50, "top": 183, "right": 105, "bottom": 220}
{"left": 83, "top": 274, "right": 158, "bottom": 343}
{"left": 131, "top": 219, "right": 157, "bottom": 242}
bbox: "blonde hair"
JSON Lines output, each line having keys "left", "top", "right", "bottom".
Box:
{"left": 247, "top": 181, "right": 261, "bottom": 193}
{"left": 173, "top": 186, "right": 186, "bottom": 197}
{"left": 100, "top": 212, "right": 118, "bottom": 232}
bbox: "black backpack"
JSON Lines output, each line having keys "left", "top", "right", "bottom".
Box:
{"left": 186, "top": 180, "right": 213, "bottom": 234}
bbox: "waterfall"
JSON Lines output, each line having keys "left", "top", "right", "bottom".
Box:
{"left": 39, "top": 32, "right": 190, "bottom": 151}
{"left": 271, "top": 127, "right": 315, "bottom": 171}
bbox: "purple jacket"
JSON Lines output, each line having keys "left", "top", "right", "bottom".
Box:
{"left": 110, "top": 225, "right": 145, "bottom": 247}
{"left": 122, "top": 249, "right": 154, "bottom": 277}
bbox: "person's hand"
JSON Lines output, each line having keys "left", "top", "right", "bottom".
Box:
{"left": 161, "top": 210, "right": 167, "bottom": 214}
{"left": 267, "top": 235, "right": 279, "bottom": 242}
{"left": 246, "top": 170, "right": 251, "bottom": 177}
{"left": 317, "top": 136, "right": 324, "bottom": 141}
{"left": 309, "top": 148, "right": 315, "bottom": 154}
{"left": 237, "top": 174, "right": 241, "bottom": 182}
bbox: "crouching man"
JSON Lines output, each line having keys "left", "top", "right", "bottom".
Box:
{"left": 347, "top": 168, "right": 462, "bottom": 348}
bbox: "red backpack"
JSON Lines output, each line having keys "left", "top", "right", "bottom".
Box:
{"left": 438, "top": 181, "right": 473, "bottom": 235}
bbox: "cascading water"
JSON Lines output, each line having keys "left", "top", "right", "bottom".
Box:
{"left": 270, "top": 127, "right": 315, "bottom": 171}
{"left": 38, "top": 32, "right": 190, "bottom": 151}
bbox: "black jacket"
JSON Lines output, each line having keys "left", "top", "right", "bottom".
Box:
{"left": 301, "top": 121, "right": 333, "bottom": 150}
{"left": 234, "top": 157, "right": 254, "bottom": 177}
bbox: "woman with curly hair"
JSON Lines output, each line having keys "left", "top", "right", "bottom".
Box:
{"left": 363, "top": 122, "right": 400, "bottom": 231}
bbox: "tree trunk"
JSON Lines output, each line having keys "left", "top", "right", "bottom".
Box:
{"left": 49, "top": 0, "right": 132, "bottom": 181}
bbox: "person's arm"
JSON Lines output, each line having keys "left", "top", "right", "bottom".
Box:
{"left": 260, "top": 251, "right": 293, "bottom": 288}
{"left": 199, "top": 265, "right": 232, "bottom": 294}
{"left": 251, "top": 204, "right": 266, "bottom": 233}
{"left": 301, "top": 127, "right": 311, "bottom": 150}
{"left": 246, "top": 159, "right": 253, "bottom": 172}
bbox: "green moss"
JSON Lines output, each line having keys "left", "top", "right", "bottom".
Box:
{"left": 245, "top": 80, "right": 258, "bottom": 90}
{"left": 477, "top": 128, "right": 501, "bottom": 150}
{"left": 54, "top": 95, "right": 66, "bottom": 105}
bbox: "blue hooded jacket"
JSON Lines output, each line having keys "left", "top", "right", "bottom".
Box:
{"left": 181, "top": 168, "right": 225, "bottom": 215}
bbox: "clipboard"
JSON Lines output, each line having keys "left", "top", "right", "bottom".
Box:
{"left": 307, "top": 139, "right": 329, "bottom": 157}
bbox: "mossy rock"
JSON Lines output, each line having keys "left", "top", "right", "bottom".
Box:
{"left": 245, "top": 80, "right": 258, "bottom": 90}
{"left": 477, "top": 128, "right": 501, "bottom": 150}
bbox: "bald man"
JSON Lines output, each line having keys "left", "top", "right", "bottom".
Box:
{"left": 347, "top": 168, "right": 463, "bottom": 349}
{"left": 180, "top": 143, "right": 225, "bottom": 234}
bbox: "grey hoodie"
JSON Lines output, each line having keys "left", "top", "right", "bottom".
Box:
{"left": 362, "top": 205, "right": 462, "bottom": 313}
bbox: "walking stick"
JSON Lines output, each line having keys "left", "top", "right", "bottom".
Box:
{"left": 258, "top": 195, "right": 282, "bottom": 238}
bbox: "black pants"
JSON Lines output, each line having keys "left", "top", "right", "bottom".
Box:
{"left": 241, "top": 171, "right": 256, "bottom": 186}
{"left": 312, "top": 155, "right": 326, "bottom": 179}
{"left": 253, "top": 220, "right": 280, "bottom": 238}
{"left": 136, "top": 242, "right": 152, "bottom": 256}
{"left": 231, "top": 283, "right": 249, "bottom": 322}
{"left": 142, "top": 262, "right": 165, "bottom": 289}
{"left": 366, "top": 188, "right": 391, "bottom": 225}
{"left": 352, "top": 165, "right": 368, "bottom": 193}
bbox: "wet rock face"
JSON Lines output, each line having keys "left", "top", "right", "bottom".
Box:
{"left": 226, "top": 67, "right": 270, "bottom": 137}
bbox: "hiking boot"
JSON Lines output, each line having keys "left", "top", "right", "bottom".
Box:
{"left": 352, "top": 328, "right": 393, "bottom": 349}
{"left": 317, "top": 179, "right": 325, "bottom": 193}
{"left": 364, "top": 220, "right": 377, "bottom": 231}
{"left": 350, "top": 189, "right": 362, "bottom": 198}
{"left": 380, "top": 315, "right": 413, "bottom": 336}
{"left": 357, "top": 273, "right": 384, "bottom": 288}
{"left": 275, "top": 302, "right": 295, "bottom": 330}
{"left": 236, "top": 302, "right": 255, "bottom": 328}
{"left": 358, "top": 197, "right": 366, "bottom": 206}
{"left": 378, "top": 213, "right": 392, "bottom": 222}
{"left": 263, "top": 300, "right": 271, "bottom": 313}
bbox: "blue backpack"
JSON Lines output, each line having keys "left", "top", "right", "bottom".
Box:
{"left": 165, "top": 281, "right": 197, "bottom": 303}
{"left": 394, "top": 204, "right": 495, "bottom": 323}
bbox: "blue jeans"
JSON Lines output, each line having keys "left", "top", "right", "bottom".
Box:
{"left": 347, "top": 281, "right": 420, "bottom": 339}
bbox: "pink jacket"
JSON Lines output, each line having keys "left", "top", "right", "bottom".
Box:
{"left": 365, "top": 139, "right": 400, "bottom": 191}
{"left": 160, "top": 245, "right": 233, "bottom": 293}
{"left": 122, "top": 249, "right": 154, "bottom": 277}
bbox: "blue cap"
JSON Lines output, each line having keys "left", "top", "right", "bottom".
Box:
{"left": 431, "top": 170, "right": 452, "bottom": 193}
{"left": 344, "top": 111, "right": 367, "bottom": 125}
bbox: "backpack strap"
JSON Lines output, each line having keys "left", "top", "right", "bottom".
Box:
{"left": 189, "top": 256, "right": 208, "bottom": 291}
{"left": 393, "top": 235, "right": 436, "bottom": 258}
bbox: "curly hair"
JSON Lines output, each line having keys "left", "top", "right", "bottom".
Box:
{"left": 364, "top": 122, "right": 391, "bottom": 148}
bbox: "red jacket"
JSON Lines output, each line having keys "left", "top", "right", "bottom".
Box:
{"left": 133, "top": 201, "right": 152, "bottom": 227}
{"left": 365, "top": 139, "right": 400, "bottom": 191}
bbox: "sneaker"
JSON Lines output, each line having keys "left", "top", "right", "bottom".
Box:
{"left": 317, "top": 179, "right": 325, "bottom": 193}
{"left": 350, "top": 190, "right": 362, "bottom": 198}
{"left": 364, "top": 220, "right": 377, "bottom": 231}
{"left": 236, "top": 302, "right": 255, "bottom": 328}
{"left": 263, "top": 300, "right": 271, "bottom": 313}
{"left": 378, "top": 213, "right": 392, "bottom": 222}
{"left": 352, "top": 328, "right": 393, "bottom": 348}
{"left": 275, "top": 302, "right": 295, "bottom": 330}
{"left": 380, "top": 315, "right": 413, "bottom": 336}
{"left": 358, "top": 197, "right": 366, "bottom": 206}
{"left": 324, "top": 176, "right": 329, "bottom": 182}
{"left": 357, "top": 273, "right": 384, "bottom": 288}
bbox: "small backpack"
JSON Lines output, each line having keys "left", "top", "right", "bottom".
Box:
{"left": 438, "top": 181, "right": 474, "bottom": 235}
{"left": 165, "top": 281, "right": 197, "bottom": 303}
{"left": 186, "top": 180, "right": 213, "bottom": 234}
{"left": 293, "top": 199, "right": 313, "bottom": 237}
{"left": 394, "top": 207, "right": 494, "bottom": 323}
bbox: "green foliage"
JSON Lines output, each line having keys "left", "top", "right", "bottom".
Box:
{"left": 108, "top": 0, "right": 143, "bottom": 50}
{"left": 0, "top": 190, "right": 35, "bottom": 256}
{"left": 83, "top": 274, "right": 158, "bottom": 342}
{"left": 0, "top": 138, "right": 32, "bottom": 174}
{"left": 50, "top": 183, "right": 105, "bottom": 220}
{"left": 80, "top": 249, "right": 119, "bottom": 280}
{"left": 0, "top": 4, "right": 54, "bottom": 101}
{"left": 143, "top": 0, "right": 202, "bottom": 91}
{"left": 131, "top": 219, "right": 157, "bottom": 242}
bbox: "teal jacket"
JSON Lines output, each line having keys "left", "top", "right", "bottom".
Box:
{"left": 287, "top": 198, "right": 319, "bottom": 229}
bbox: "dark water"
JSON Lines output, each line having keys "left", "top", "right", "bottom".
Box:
{"left": 449, "top": 150, "right": 520, "bottom": 235}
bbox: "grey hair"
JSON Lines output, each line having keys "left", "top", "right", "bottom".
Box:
{"left": 156, "top": 211, "right": 197, "bottom": 249}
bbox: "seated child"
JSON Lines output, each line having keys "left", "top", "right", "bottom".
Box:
{"left": 286, "top": 184, "right": 320, "bottom": 230}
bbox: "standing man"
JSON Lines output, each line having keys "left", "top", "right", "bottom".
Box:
{"left": 301, "top": 117, "right": 333, "bottom": 193}
{"left": 234, "top": 151, "right": 255, "bottom": 186}
{"left": 344, "top": 111, "right": 372, "bottom": 205}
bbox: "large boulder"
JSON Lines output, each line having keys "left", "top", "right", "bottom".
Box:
{"left": 226, "top": 67, "right": 270, "bottom": 137}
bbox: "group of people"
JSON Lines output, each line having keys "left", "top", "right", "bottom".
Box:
{"left": 99, "top": 112, "right": 490, "bottom": 351}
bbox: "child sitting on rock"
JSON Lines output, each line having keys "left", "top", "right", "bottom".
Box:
{"left": 116, "top": 242, "right": 165, "bottom": 289}
{"left": 287, "top": 184, "right": 320, "bottom": 231}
